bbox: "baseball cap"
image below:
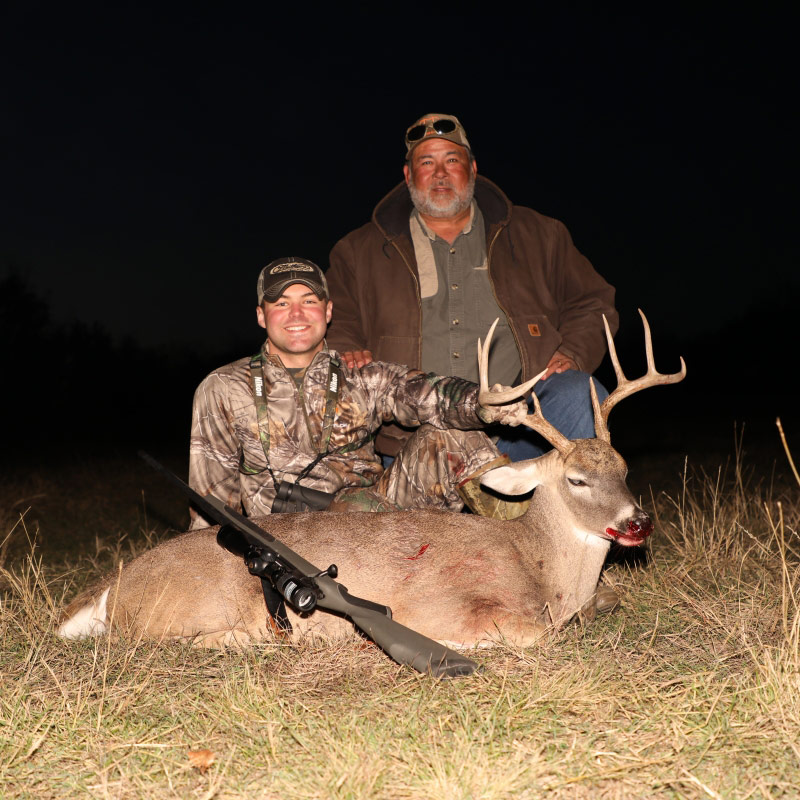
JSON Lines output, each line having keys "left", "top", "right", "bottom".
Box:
{"left": 404, "top": 113, "right": 471, "bottom": 157}
{"left": 257, "top": 257, "right": 329, "bottom": 304}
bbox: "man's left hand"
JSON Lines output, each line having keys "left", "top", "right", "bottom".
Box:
{"left": 542, "top": 351, "right": 577, "bottom": 380}
{"left": 477, "top": 384, "right": 529, "bottom": 427}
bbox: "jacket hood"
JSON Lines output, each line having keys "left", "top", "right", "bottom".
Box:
{"left": 372, "top": 175, "right": 513, "bottom": 241}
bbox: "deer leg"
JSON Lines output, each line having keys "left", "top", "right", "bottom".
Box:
{"left": 577, "top": 584, "right": 621, "bottom": 624}
{"left": 595, "top": 585, "right": 621, "bottom": 614}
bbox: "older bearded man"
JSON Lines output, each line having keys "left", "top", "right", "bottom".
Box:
{"left": 406, "top": 137, "right": 476, "bottom": 220}
{"left": 325, "top": 113, "right": 619, "bottom": 463}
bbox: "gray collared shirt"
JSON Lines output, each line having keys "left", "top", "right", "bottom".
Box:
{"left": 410, "top": 202, "right": 520, "bottom": 385}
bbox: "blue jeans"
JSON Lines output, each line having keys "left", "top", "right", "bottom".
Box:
{"left": 493, "top": 370, "right": 608, "bottom": 462}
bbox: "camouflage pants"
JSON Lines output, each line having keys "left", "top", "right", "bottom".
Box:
{"left": 329, "top": 424, "right": 504, "bottom": 513}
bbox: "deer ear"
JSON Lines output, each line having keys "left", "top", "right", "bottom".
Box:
{"left": 480, "top": 461, "right": 544, "bottom": 496}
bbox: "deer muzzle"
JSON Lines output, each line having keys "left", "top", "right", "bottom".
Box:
{"left": 605, "top": 512, "right": 653, "bottom": 546}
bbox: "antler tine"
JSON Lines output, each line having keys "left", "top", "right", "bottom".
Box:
{"left": 598, "top": 309, "right": 687, "bottom": 434}
{"left": 603, "top": 312, "right": 627, "bottom": 388}
{"left": 477, "top": 318, "right": 541, "bottom": 405}
{"left": 476, "top": 319, "right": 493, "bottom": 395}
{"left": 589, "top": 377, "right": 610, "bottom": 443}
{"left": 523, "top": 391, "right": 573, "bottom": 455}
{"left": 641, "top": 307, "right": 656, "bottom": 371}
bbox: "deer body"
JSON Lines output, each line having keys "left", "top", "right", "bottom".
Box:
{"left": 59, "top": 440, "right": 648, "bottom": 648}
{"left": 59, "top": 311, "right": 683, "bottom": 651}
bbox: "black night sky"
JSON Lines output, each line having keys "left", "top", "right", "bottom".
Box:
{"left": 3, "top": 4, "right": 798, "bottom": 456}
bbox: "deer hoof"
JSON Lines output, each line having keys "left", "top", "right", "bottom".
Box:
{"left": 595, "top": 586, "right": 621, "bottom": 615}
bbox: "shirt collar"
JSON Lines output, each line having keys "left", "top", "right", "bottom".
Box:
{"left": 260, "top": 341, "right": 331, "bottom": 371}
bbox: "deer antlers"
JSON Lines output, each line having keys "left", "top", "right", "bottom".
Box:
{"left": 477, "top": 311, "right": 687, "bottom": 451}
{"left": 594, "top": 308, "right": 686, "bottom": 442}
{"left": 478, "top": 319, "right": 573, "bottom": 454}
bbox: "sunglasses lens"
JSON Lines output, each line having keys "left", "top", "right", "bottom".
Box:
{"left": 433, "top": 119, "right": 457, "bottom": 134}
{"left": 407, "top": 119, "right": 459, "bottom": 142}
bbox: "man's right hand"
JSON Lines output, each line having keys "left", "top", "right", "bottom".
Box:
{"left": 340, "top": 350, "right": 374, "bottom": 369}
{"left": 477, "top": 384, "right": 529, "bottom": 427}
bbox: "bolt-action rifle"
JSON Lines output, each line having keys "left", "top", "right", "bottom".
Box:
{"left": 139, "top": 452, "right": 478, "bottom": 678}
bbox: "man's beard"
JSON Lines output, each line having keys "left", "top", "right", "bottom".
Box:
{"left": 408, "top": 170, "right": 476, "bottom": 218}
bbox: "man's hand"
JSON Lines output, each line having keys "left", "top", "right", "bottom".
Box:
{"left": 477, "top": 384, "right": 529, "bottom": 427}
{"left": 542, "top": 351, "right": 577, "bottom": 380}
{"left": 340, "top": 350, "right": 374, "bottom": 369}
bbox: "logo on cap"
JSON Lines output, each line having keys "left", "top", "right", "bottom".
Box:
{"left": 270, "top": 262, "right": 315, "bottom": 275}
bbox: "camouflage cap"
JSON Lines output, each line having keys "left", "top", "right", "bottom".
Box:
{"left": 405, "top": 113, "right": 471, "bottom": 158}
{"left": 257, "top": 257, "right": 329, "bottom": 304}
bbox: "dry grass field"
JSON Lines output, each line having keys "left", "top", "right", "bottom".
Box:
{"left": 1, "top": 427, "right": 799, "bottom": 799}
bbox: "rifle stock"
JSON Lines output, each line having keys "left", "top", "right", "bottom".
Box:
{"left": 138, "top": 451, "right": 479, "bottom": 678}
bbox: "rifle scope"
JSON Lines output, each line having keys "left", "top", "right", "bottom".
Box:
{"left": 217, "top": 525, "right": 318, "bottom": 613}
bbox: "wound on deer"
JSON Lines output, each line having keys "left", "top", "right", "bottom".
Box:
{"left": 405, "top": 544, "right": 430, "bottom": 560}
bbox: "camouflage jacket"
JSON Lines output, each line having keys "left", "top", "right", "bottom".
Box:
{"left": 188, "top": 343, "right": 484, "bottom": 527}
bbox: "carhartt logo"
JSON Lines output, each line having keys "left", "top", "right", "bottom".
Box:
{"left": 528, "top": 324, "right": 541, "bottom": 336}
{"left": 270, "top": 263, "right": 314, "bottom": 274}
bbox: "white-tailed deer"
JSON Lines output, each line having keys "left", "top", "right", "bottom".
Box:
{"left": 59, "top": 311, "right": 685, "bottom": 649}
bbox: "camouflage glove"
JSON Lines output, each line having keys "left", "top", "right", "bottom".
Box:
{"left": 477, "top": 384, "right": 529, "bottom": 427}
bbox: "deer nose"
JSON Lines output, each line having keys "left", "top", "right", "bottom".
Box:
{"left": 627, "top": 513, "right": 653, "bottom": 540}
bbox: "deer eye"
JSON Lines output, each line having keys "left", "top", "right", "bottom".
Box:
{"left": 568, "top": 478, "right": 586, "bottom": 487}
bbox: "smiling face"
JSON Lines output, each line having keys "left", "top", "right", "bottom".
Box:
{"left": 404, "top": 137, "right": 476, "bottom": 219}
{"left": 256, "top": 283, "right": 333, "bottom": 368}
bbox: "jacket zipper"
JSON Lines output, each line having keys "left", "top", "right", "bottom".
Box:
{"left": 296, "top": 370, "right": 322, "bottom": 454}
{"left": 390, "top": 238, "right": 424, "bottom": 368}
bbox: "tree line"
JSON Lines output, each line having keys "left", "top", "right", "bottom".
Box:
{"left": 1, "top": 272, "right": 219, "bottom": 453}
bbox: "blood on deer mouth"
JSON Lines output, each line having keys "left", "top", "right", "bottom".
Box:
{"left": 605, "top": 517, "right": 653, "bottom": 546}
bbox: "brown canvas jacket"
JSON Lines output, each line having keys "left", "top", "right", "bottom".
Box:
{"left": 188, "top": 344, "right": 484, "bottom": 526}
{"left": 327, "top": 175, "right": 618, "bottom": 455}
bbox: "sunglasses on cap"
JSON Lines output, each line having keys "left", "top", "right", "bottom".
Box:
{"left": 405, "top": 117, "right": 458, "bottom": 143}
